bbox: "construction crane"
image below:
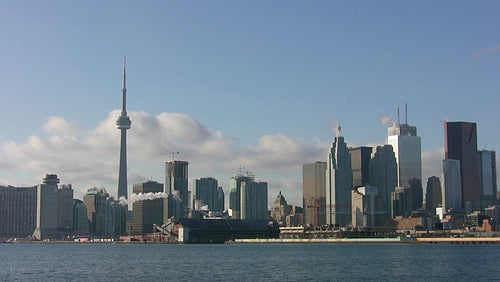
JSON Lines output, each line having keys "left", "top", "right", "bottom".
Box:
{"left": 158, "top": 151, "right": 180, "bottom": 161}
{"left": 306, "top": 201, "right": 320, "bottom": 227}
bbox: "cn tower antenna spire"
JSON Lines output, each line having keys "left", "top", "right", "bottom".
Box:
{"left": 122, "top": 55, "right": 127, "bottom": 115}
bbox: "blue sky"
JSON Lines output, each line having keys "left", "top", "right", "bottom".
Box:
{"left": 1, "top": 1, "right": 499, "bottom": 206}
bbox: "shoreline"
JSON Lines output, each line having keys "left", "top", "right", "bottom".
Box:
{"left": 4, "top": 237, "right": 500, "bottom": 245}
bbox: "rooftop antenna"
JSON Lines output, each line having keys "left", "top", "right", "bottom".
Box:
{"left": 397, "top": 107, "right": 400, "bottom": 125}
{"left": 405, "top": 102, "right": 408, "bottom": 124}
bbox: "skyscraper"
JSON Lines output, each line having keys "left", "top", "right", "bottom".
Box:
{"left": 445, "top": 121, "right": 480, "bottom": 207}
{"left": 164, "top": 160, "right": 189, "bottom": 219}
{"left": 83, "top": 187, "right": 109, "bottom": 235}
{"left": 349, "top": 146, "right": 372, "bottom": 189}
{"left": 240, "top": 180, "right": 268, "bottom": 220}
{"left": 442, "top": 159, "right": 462, "bottom": 212}
{"left": 194, "top": 177, "right": 224, "bottom": 212}
{"left": 33, "top": 174, "right": 73, "bottom": 240}
{"left": 387, "top": 106, "right": 422, "bottom": 187}
{"left": 116, "top": 58, "right": 131, "bottom": 199}
{"left": 229, "top": 171, "right": 268, "bottom": 220}
{"left": 478, "top": 150, "right": 497, "bottom": 200}
{"left": 425, "top": 176, "right": 442, "bottom": 215}
{"left": 326, "top": 127, "right": 353, "bottom": 226}
{"left": 302, "top": 161, "right": 327, "bottom": 227}
{"left": 369, "top": 145, "right": 397, "bottom": 223}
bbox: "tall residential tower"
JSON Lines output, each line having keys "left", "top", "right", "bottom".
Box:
{"left": 116, "top": 57, "right": 131, "bottom": 199}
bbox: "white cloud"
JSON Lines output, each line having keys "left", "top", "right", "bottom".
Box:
{"left": 476, "top": 43, "right": 500, "bottom": 58}
{"left": 0, "top": 111, "right": 325, "bottom": 203}
{"left": 43, "top": 116, "right": 83, "bottom": 136}
{"left": 0, "top": 110, "right": 449, "bottom": 207}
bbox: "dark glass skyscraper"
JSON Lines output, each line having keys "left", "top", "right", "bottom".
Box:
{"left": 425, "top": 176, "right": 442, "bottom": 215}
{"left": 349, "top": 146, "right": 372, "bottom": 189}
{"left": 445, "top": 121, "right": 480, "bottom": 206}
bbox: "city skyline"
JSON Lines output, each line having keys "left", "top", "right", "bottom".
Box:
{"left": 1, "top": 2, "right": 499, "bottom": 207}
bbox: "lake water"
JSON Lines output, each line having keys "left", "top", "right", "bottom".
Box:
{"left": 1, "top": 243, "right": 499, "bottom": 281}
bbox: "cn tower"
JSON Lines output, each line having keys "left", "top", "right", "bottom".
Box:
{"left": 116, "top": 57, "right": 131, "bottom": 199}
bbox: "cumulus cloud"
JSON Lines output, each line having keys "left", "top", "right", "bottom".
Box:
{"left": 0, "top": 110, "right": 326, "bottom": 203}
{"left": 0, "top": 110, "right": 448, "bottom": 207}
{"left": 43, "top": 116, "right": 84, "bottom": 136}
{"left": 475, "top": 43, "right": 500, "bottom": 58}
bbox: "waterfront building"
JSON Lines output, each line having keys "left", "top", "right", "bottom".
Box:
{"left": 241, "top": 181, "right": 268, "bottom": 220}
{"left": 194, "top": 177, "right": 224, "bottom": 212}
{"left": 444, "top": 121, "right": 480, "bottom": 208}
{"left": 83, "top": 187, "right": 109, "bottom": 235}
{"left": 229, "top": 171, "right": 267, "bottom": 220}
{"left": 302, "top": 161, "right": 327, "bottom": 227}
{"left": 351, "top": 186, "right": 378, "bottom": 228}
{"left": 425, "top": 176, "right": 442, "bottom": 215}
{"left": 229, "top": 171, "right": 253, "bottom": 219}
{"left": 442, "top": 159, "right": 462, "bottom": 212}
{"left": 164, "top": 160, "right": 189, "bottom": 220}
{"left": 270, "top": 191, "right": 292, "bottom": 226}
{"left": 33, "top": 174, "right": 74, "bottom": 240}
{"left": 369, "top": 145, "right": 398, "bottom": 223}
{"left": 102, "top": 197, "right": 127, "bottom": 237}
{"left": 349, "top": 146, "right": 372, "bottom": 189}
{"left": 387, "top": 108, "right": 422, "bottom": 187}
{"left": 73, "top": 199, "right": 89, "bottom": 234}
{"left": 479, "top": 150, "right": 497, "bottom": 200}
{"left": 326, "top": 127, "right": 353, "bottom": 226}
{"left": 0, "top": 185, "right": 37, "bottom": 237}
{"left": 132, "top": 181, "right": 163, "bottom": 235}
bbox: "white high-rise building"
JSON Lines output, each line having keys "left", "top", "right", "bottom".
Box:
{"left": 387, "top": 106, "right": 422, "bottom": 187}
{"left": 326, "top": 127, "right": 353, "bottom": 226}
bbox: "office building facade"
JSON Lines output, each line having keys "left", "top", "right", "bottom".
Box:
{"left": 0, "top": 185, "right": 37, "bottom": 237}
{"left": 326, "top": 134, "right": 353, "bottom": 226}
{"left": 351, "top": 186, "right": 378, "bottom": 228}
{"left": 387, "top": 123, "right": 422, "bottom": 187}
{"left": 369, "top": 145, "right": 398, "bottom": 222}
{"left": 350, "top": 146, "right": 372, "bottom": 189}
{"left": 442, "top": 159, "right": 462, "bottom": 212}
{"left": 164, "top": 160, "right": 189, "bottom": 220}
{"left": 425, "top": 176, "right": 442, "bottom": 215}
{"left": 229, "top": 172, "right": 268, "bottom": 220}
{"left": 194, "top": 177, "right": 224, "bottom": 212}
{"left": 479, "top": 150, "right": 497, "bottom": 199}
{"left": 302, "top": 161, "right": 327, "bottom": 227}
{"left": 33, "top": 174, "right": 74, "bottom": 240}
{"left": 445, "top": 121, "right": 480, "bottom": 206}
{"left": 132, "top": 181, "right": 164, "bottom": 235}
